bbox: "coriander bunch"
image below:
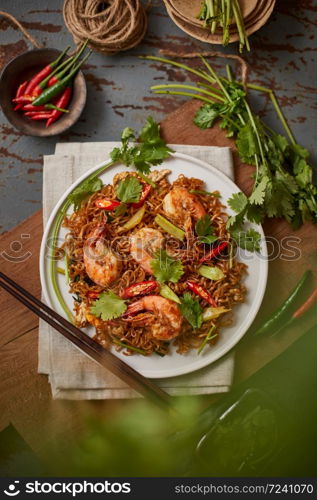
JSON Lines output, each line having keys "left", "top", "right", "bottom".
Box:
{"left": 143, "top": 55, "right": 317, "bottom": 234}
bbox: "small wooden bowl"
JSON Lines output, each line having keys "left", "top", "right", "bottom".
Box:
{"left": 0, "top": 48, "right": 86, "bottom": 137}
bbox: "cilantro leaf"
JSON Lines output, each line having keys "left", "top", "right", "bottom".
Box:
{"left": 114, "top": 203, "right": 128, "bottom": 216}
{"left": 116, "top": 177, "right": 142, "bottom": 203}
{"left": 236, "top": 123, "right": 259, "bottom": 163}
{"left": 110, "top": 117, "right": 173, "bottom": 176}
{"left": 227, "top": 192, "right": 248, "bottom": 214}
{"left": 179, "top": 292, "right": 203, "bottom": 329}
{"left": 249, "top": 175, "right": 269, "bottom": 205}
{"left": 150, "top": 249, "right": 184, "bottom": 283}
{"left": 199, "top": 234, "right": 219, "bottom": 244}
{"left": 68, "top": 177, "right": 103, "bottom": 211}
{"left": 193, "top": 103, "right": 222, "bottom": 129}
{"left": 90, "top": 291, "right": 127, "bottom": 321}
{"left": 195, "top": 215, "right": 218, "bottom": 244}
{"left": 231, "top": 228, "right": 261, "bottom": 252}
{"left": 195, "top": 214, "right": 212, "bottom": 236}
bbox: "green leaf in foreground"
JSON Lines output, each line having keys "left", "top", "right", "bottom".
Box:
{"left": 150, "top": 249, "right": 184, "bottom": 283}
{"left": 116, "top": 176, "right": 142, "bottom": 203}
{"left": 179, "top": 292, "right": 203, "bottom": 329}
{"left": 68, "top": 177, "right": 103, "bottom": 211}
{"left": 91, "top": 291, "right": 127, "bottom": 321}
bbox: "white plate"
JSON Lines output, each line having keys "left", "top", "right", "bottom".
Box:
{"left": 40, "top": 152, "right": 268, "bottom": 379}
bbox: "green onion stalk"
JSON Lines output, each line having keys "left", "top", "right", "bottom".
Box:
{"left": 198, "top": 0, "right": 250, "bottom": 52}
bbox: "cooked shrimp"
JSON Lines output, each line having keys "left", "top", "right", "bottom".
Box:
{"left": 83, "top": 225, "right": 121, "bottom": 287}
{"left": 123, "top": 295, "right": 182, "bottom": 340}
{"left": 162, "top": 186, "right": 206, "bottom": 232}
{"left": 130, "top": 227, "right": 164, "bottom": 274}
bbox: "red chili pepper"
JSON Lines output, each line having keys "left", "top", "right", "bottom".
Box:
{"left": 293, "top": 287, "right": 317, "bottom": 319}
{"left": 23, "top": 46, "right": 70, "bottom": 97}
{"left": 23, "top": 104, "right": 47, "bottom": 112}
{"left": 12, "top": 95, "right": 35, "bottom": 104}
{"left": 186, "top": 281, "right": 217, "bottom": 307}
{"left": 46, "top": 86, "right": 72, "bottom": 127}
{"left": 132, "top": 184, "right": 152, "bottom": 208}
{"left": 13, "top": 81, "right": 28, "bottom": 111}
{"left": 29, "top": 112, "right": 54, "bottom": 120}
{"left": 95, "top": 198, "right": 121, "bottom": 211}
{"left": 25, "top": 110, "right": 55, "bottom": 115}
{"left": 200, "top": 241, "right": 229, "bottom": 264}
{"left": 120, "top": 281, "right": 159, "bottom": 299}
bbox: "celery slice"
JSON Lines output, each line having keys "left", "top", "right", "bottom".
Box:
{"left": 160, "top": 284, "right": 181, "bottom": 304}
{"left": 198, "top": 265, "right": 225, "bottom": 281}
{"left": 155, "top": 214, "right": 185, "bottom": 241}
{"left": 120, "top": 205, "right": 145, "bottom": 232}
{"left": 203, "top": 306, "right": 230, "bottom": 322}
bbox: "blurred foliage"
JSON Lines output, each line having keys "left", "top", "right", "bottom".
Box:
{"left": 51, "top": 398, "right": 201, "bottom": 477}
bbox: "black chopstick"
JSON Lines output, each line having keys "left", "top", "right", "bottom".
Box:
{"left": 0, "top": 271, "right": 173, "bottom": 410}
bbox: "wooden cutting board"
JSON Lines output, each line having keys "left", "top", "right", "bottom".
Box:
{"left": 0, "top": 99, "right": 316, "bottom": 456}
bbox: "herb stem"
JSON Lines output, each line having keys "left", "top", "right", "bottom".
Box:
{"left": 198, "top": 325, "right": 217, "bottom": 354}
{"left": 152, "top": 90, "right": 216, "bottom": 105}
{"left": 151, "top": 83, "right": 226, "bottom": 102}
{"left": 140, "top": 55, "right": 216, "bottom": 85}
{"left": 137, "top": 171, "right": 157, "bottom": 188}
{"left": 112, "top": 339, "right": 147, "bottom": 355}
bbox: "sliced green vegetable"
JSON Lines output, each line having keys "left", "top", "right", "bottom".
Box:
{"left": 56, "top": 267, "right": 65, "bottom": 275}
{"left": 160, "top": 284, "right": 181, "bottom": 304}
{"left": 155, "top": 214, "right": 185, "bottom": 241}
{"left": 198, "top": 265, "right": 225, "bottom": 281}
{"left": 119, "top": 205, "right": 145, "bottom": 232}
{"left": 198, "top": 325, "right": 218, "bottom": 355}
{"left": 203, "top": 306, "right": 231, "bottom": 322}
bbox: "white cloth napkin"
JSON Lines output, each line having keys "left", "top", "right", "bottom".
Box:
{"left": 38, "top": 142, "right": 235, "bottom": 399}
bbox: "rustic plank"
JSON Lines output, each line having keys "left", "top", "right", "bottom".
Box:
{"left": 0, "top": 211, "right": 42, "bottom": 348}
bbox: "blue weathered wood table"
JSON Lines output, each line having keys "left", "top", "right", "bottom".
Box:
{"left": 0, "top": 0, "right": 316, "bottom": 233}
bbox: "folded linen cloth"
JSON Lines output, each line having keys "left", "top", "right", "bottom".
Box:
{"left": 39, "top": 142, "right": 235, "bottom": 399}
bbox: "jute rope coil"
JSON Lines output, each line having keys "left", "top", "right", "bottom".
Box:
{"left": 63, "top": 0, "right": 148, "bottom": 54}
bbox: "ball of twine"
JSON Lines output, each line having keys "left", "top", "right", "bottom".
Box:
{"left": 63, "top": 0, "right": 148, "bottom": 54}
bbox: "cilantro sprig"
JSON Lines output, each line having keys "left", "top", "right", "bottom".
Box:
{"left": 68, "top": 178, "right": 103, "bottom": 211}
{"left": 110, "top": 117, "right": 173, "bottom": 181}
{"left": 90, "top": 291, "right": 127, "bottom": 321}
{"left": 195, "top": 215, "right": 218, "bottom": 244}
{"left": 150, "top": 249, "right": 184, "bottom": 283}
{"left": 145, "top": 56, "right": 317, "bottom": 240}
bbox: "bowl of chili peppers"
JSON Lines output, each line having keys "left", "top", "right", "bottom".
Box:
{"left": 0, "top": 43, "right": 89, "bottom": 136}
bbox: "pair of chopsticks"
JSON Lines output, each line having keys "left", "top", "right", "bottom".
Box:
{"left": 0, "top": 271, "right": 173, "bottom": 410}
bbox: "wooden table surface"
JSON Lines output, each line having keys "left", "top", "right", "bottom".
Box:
{"left": 1, "top": 100, "right": 316, "bottom": 459}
